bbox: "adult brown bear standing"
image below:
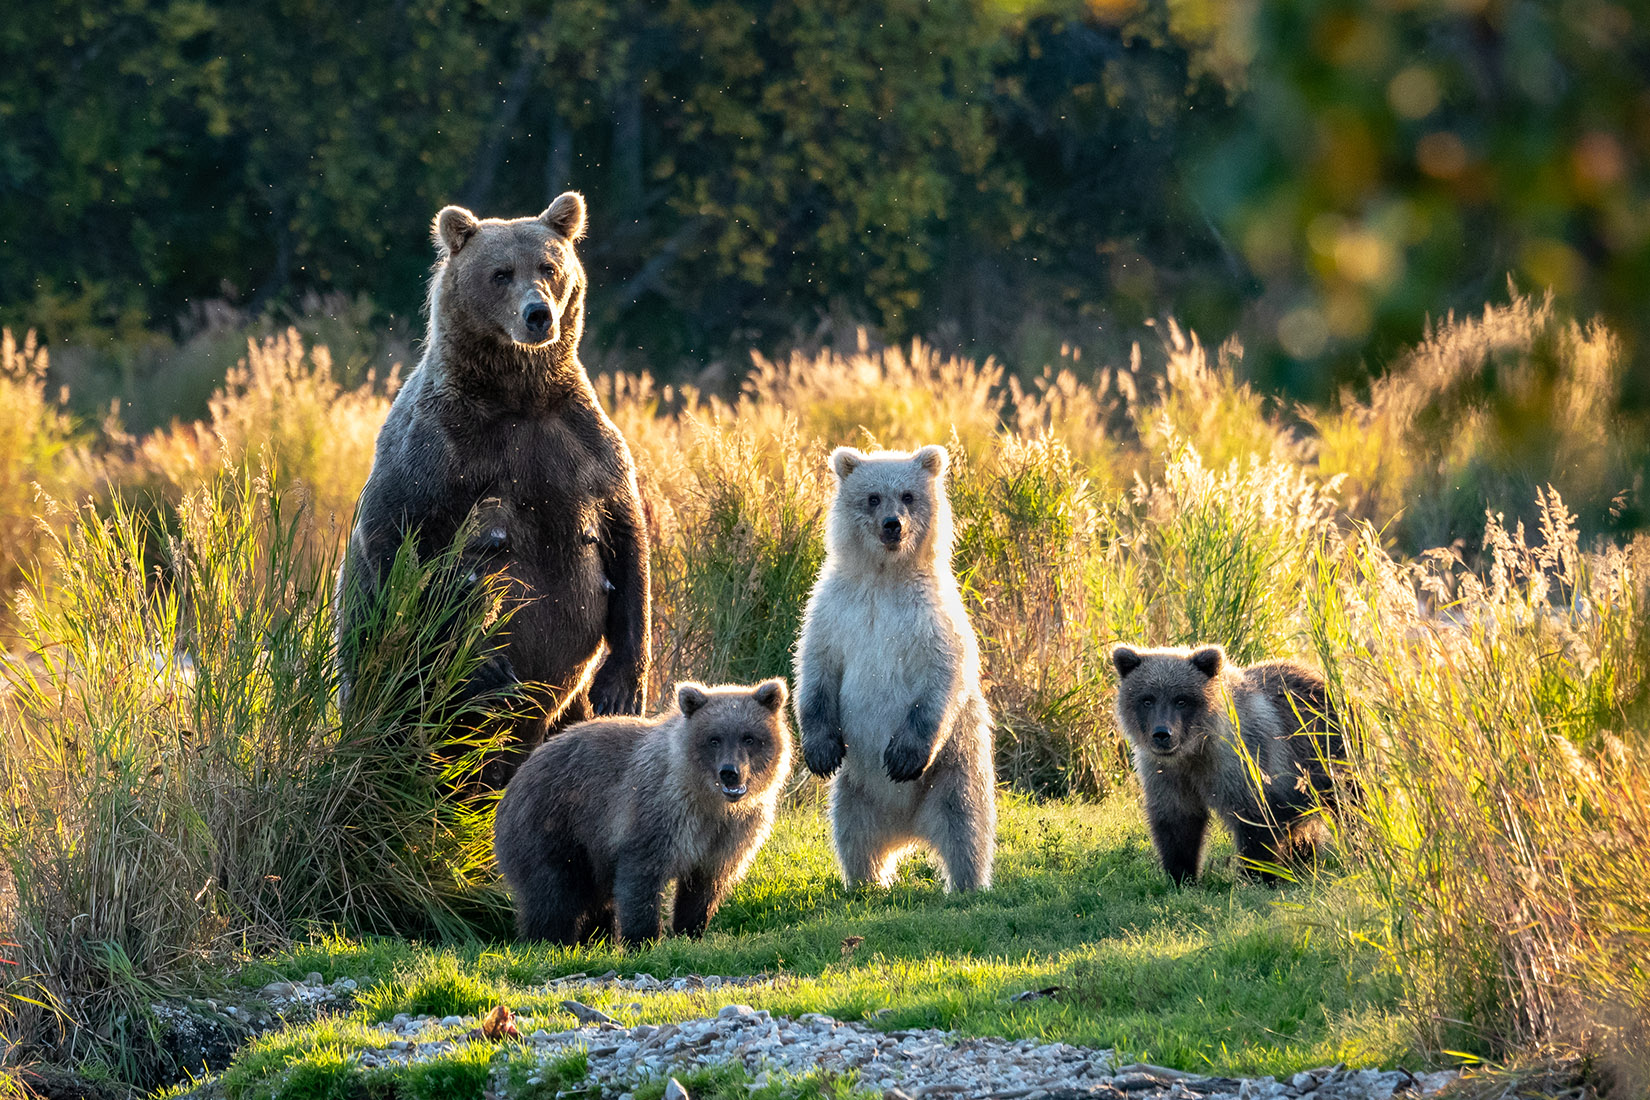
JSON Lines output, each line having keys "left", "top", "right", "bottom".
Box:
{"left": 337, "top": 194, "right": 650, "bottom": 782}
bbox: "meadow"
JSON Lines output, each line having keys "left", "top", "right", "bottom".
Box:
{"left": 1, "top": 294, "right": 1647, "bottom": 1097}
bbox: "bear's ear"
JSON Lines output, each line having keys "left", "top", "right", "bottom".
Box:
{"left": 676, "top": 682, "right": 709, "bottom": 717}
{"left": 752, "top": 678, "right": 788, "bottom": 712}
{"left": 913, "top": 444, "right": 948, "bottom": 477}
{"left": 1189, "top": 645, "right": 1225, "bottom": 679}
{"left": 541, "top": 191, "right": 587, "bottom": 242}
{"left": 434, "top": 205, "right": 480, "bottom": 257}
{"left": 830, "top": 446, "right": 864, "bottom": 482}
{"left": 1112, "top": 645, "right": 1143, "bottom": 680}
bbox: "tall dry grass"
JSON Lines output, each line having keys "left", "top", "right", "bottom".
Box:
{"left": 1309, "top": 494, "right": 1650, "bottom": 1088}
{"left": 0, "top": 471, "right": 513, "bottom": 1084}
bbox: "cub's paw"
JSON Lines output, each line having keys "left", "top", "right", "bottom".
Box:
{"left": 803, "top": 733, "right": 846, "bottom": 778}
{"left": 883, "top": 734, "right": 930, "bottom": 783}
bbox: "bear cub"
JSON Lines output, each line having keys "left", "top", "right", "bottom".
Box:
{"left": 494, "top": 679, "right": 792, "bottom": 945}
{"left": 337, "top": 193, "right": 649, "bottom": 783}
{"left": 1112, "top": 644, "right": 1344, "bottom": 884}
{"left": 796, "top": 444, "right": 996, "bottom": 892}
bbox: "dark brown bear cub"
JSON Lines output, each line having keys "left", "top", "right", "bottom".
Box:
{"left": 494, "top": 679, "right": 792, "bottom": 945}
{"left": 1112, "top": 644, "right": 1344, "bottom": 885}
{"left": 337, "top": 193, "right": 649, "bottom": 783}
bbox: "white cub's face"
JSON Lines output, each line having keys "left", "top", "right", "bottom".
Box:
{"left": 827, "top": 445, "right": 950, "bottom": 562}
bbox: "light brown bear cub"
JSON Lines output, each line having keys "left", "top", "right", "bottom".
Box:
{"left": 1112, "top": 645, "right": 1343, "bottom": 884}
{"left": 494, "top": 679, "right": 791, "bottom": 944}
{"left": 796, "top": 445, "right": 996, "bottom": 892}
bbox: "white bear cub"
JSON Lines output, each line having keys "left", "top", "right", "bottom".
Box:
{"left": 795, "top": 444, "right": 996, "bottom": 891}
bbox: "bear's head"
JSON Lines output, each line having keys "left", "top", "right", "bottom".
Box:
{"left": 825, "top": 445, "right": 953, "bottom": 566}
{"left": 674, "top": 679, "right": 793, "bottom": 805}
{"left": 1111, "top": 644, "right": 1229, "bottom": 758}
{"left": 428, "top": 192, "right": 588, "bottom": 357}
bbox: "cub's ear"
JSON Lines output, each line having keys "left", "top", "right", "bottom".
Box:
{"left": 1189, "top": 646, "right": 1225, "bottom": 679}
{"left": 830, "top": 446, "right": 865, "bottom": 482}
{"left": 676, "top": 682, "right": 709, "bottom": 717}
{"left": 434, "top": 205, "right": 480, "bottom": 258}
{"left": 541, "top": 191, "right": 588, "bottom": 241}
{"left": 753, "top": 678, "right": 788, "bottom": 711}
{"left": 1112, "top": 645, "right": 1143, "bottom": 680}
{"left": 913, "top": 444, "right": 948, "bottom": 477}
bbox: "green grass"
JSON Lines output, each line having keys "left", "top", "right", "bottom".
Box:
{"left": 208, "top": 792, "right": 1410, "bottom": 1097}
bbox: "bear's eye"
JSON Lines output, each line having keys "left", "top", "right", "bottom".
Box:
{"left": 743, "top": 735, "right": 755, "bottom": 746}
{"left": 1140, "top": 695, "right": 1155, "bottom": 708}
{"left": 707, "top": 736, "right": 721, "bottom": 748}
{"left": 867, "top": 493, "right": 881, "bottom": 509}
{"left": 539, "top": 263, "right": 555, "bottom": 279}
{"left": 900, "top": 491, "right": 914, "bottom": 505}
{"left": 491, "top": 268, "right": 513, "bottom": 284}
{"left": 1174, "top": 696, "right": 1190, "bottom": 709}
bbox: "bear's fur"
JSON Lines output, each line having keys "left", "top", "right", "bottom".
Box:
{"left": 1111, "top": 644, "right": 1344, "bottom": 884}
{"left": 337, "top": 194, "right": 650, "bottom": 780}
{"left": 795, "top": 444, "right": 996, "bottom": 892}
{"left": 493, "top": 679, "right": 792, "bottom": 944}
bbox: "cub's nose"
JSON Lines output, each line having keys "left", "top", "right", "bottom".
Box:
{"left": 719, "top": 766, "right": 742, "bottom": 786}
{"left": 1151, "top": 726, "right": 1174, "bottom": 750}
{"left": 880, "top": 517, "right": 903, "bottom": 543}
{"left": 522, "top": 301, "right": 552, "bottom": 340}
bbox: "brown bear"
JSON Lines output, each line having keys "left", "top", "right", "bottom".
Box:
{"left": 1111, "top": 644, "right": 1344, "bottom": 884}
{"left": 336, "top": 193, "right": 649, "bottom": 781}
{"left": 493, "top": 679, "right": 792, "bottom": 945}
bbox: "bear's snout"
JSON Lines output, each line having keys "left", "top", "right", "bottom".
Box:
{"left": 521, "top": 298, "right": 553, "bottom": 342}
{"left": 880, "top": 516, "right": 903, "bottom": 548}
{"left": 1150, "top": 725, "right": 1175, "bottom": 753}
{"left": 718, "top": 765, "right": 748, "bottom": 800}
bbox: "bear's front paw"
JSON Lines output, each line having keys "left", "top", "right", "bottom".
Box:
{"left": 466, "top": 653, "right": 521, "bottom": 700}
{"left": 590, "top": 665, "right": 642, "bottom": 716}
{"left": 883, "top": 735, "right": 929, "bottom": 783}
{"left": 803, "top": 734, "right": 845, "bottom": 778}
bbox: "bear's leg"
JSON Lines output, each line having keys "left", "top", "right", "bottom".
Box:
{"left": 1146, "top": 799, "right": 1211, "bottom": 885}
{"left": 613, "top": 859, "right": 669, "bottom": 945}
{"left": 670, "top": 869, "right": 727, "bottom": 937}
{"left": 583, "top": 897, "right": 616, "bottom": 945}
{"left": 1227, "top": 815, "right": 1286, "bottom": 883}
{"left": 512, "top": 862, "right": 587, "bottom": 944}
{"left": 914, "top": 768, "right": 996, "bottom": 892}
{"left": 832, "top": 789, "right": 909, "bottom": 888}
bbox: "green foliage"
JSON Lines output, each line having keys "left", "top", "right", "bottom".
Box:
{"left": 1197, "top": 0, "right": 1650, "bottom": 394}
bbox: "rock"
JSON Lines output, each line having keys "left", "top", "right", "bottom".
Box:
{"left": 665, "top": 1076, "right": 692, "bottom": 1100}
{"left": 338, "top": 978, "right": 358, "bottom": 992}
{"left": 718, "top": 1003, "right": 756, "bottom": 1019}
{"left": 562, "top": 999, "right": 614, "bottom": 1025}
{"left": 439, "top": 1015, "right": 464, "bottom": 1027}
{"left": 303, "top": 972, "right": 323, "bottom": 986}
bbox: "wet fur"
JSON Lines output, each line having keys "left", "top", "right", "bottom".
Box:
{"left": 493, "top": 680, "right": 792, "bottom": 944}
{"left": 1112, "top": 644, "right": 1343, "bottom": 884}
{"left": 337, "top": 195, "right": 649, "bottom": 783}
{"left": 795, "top": 445, "right": 996, "bottom": 892}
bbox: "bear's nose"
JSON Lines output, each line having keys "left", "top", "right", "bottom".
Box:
{"left": 719, "top": 766, "right": 742, "bottom": 786}
{"left": 522, "top": 301, "right": 552, "bottom": 339}
{"left": 1151, "top": 726, "right": 1173, "bottom": 748}
{"left": 881, "top": 517, "right": 903, "bottom": 539}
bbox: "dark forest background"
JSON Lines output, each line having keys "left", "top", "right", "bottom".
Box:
{"left": 2, "top": 0, "right": 1647, "bottom": 405}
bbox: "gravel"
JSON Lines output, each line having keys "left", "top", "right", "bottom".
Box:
{"left": 337, "top": 998, "right": 1459, "bottom": 1100}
